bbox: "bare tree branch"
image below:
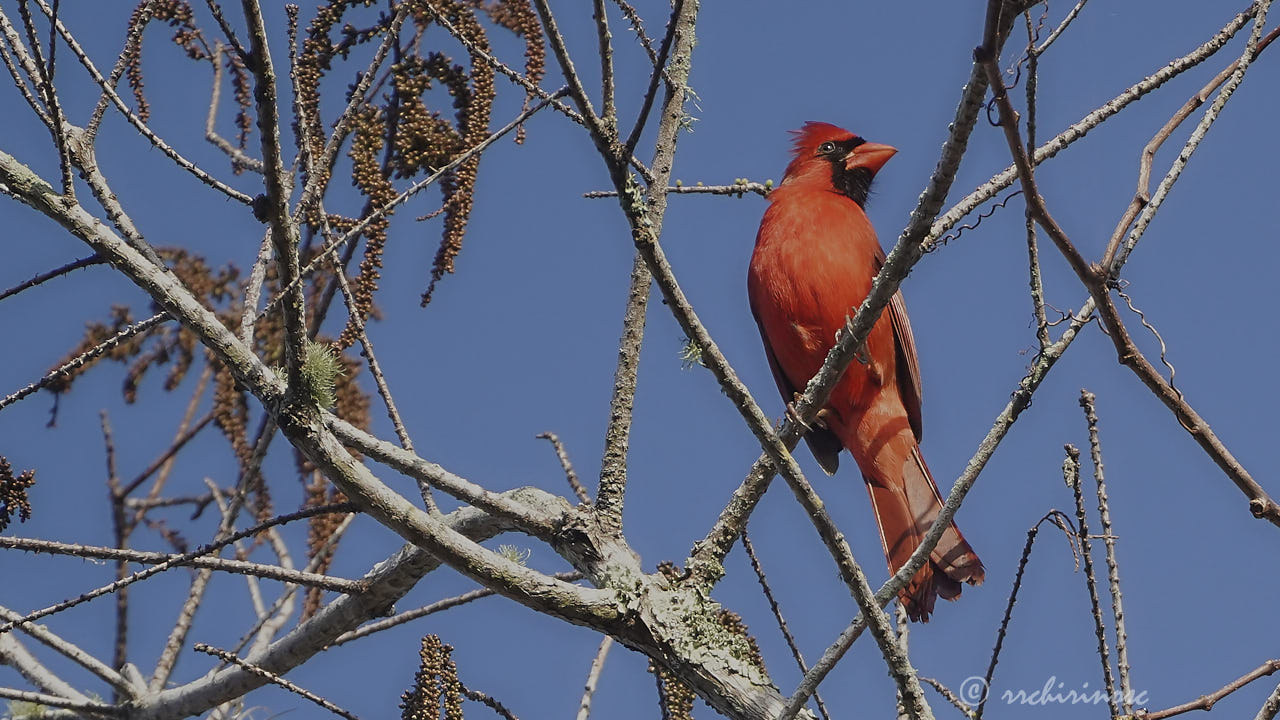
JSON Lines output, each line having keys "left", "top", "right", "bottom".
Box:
{"left": 1080, "top": 390, "right": 1133, "bottom": 713}
{"left": 575, "top": 636, "right": 613, "bottom": 720}
{"left": 978, "top": 5, "right": 1280, "bottom": 526}
{"left": 1130, "top": 659, "right": 1280, "bottom": 720}
{"left": 0, "top": 536, "right": 364, "bottom": 592}
{"left": 194, "top": 643, "right": 362, "bottom": 720}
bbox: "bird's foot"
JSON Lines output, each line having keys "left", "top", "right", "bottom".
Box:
{"left": 786, "top": 396, "right": 833, "bottom": 432}
{"left": 786, "top": 395, "right": 812, "bottom": 432}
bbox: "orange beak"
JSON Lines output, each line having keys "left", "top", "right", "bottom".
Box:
{"left": 845, "top": 142, "right": 897, "bottom": 174}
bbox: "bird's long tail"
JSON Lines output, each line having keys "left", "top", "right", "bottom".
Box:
{"left": 857, "top": 431, "right": 984, "bottom": 622}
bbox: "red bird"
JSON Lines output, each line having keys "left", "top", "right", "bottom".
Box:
{"left": 748, "top": 122, "right": 984, "bottom": 621}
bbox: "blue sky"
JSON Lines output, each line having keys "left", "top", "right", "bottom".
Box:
{"left": 2, "top": 1, "right": 1278, "bottom": 719}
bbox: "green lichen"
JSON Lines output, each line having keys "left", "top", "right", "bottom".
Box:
{"left": 301, "top": 341, "right": 345, "bottom": 409}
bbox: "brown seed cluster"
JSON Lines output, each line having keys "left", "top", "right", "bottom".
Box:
{"left": 470, "top": 0, "right": 545, "bottom": 143}
{"left": 401, "top": 634, "right": 465, "bottom": 720}
{"left": 390, "top": 54, "right": 467, "bottom": 177}
{"left": 717, "top": 609, "right": 766, "bottom": 674}
{"left": 125, "top": 0, "right": 212, "bottom": 124}
{"left": 301, "top": 472, "right": 349, "bottom": 620}
{"left": 226, "top": 51, "right": 254, "bottom": 156}
{"left": 653, "top": 662, "right": 697, "bottom": 720}
{"left": 291, "top": 1, "right": 543, "bottom": 308}
{"left": 46, "top": 250, "right": 239, "bottom": 409}
{"left": 0, "top": 457, "right": 35, "bottom": 533}
{"left": 293, "top": 0, "right": 380, "bottom": 210}
{"left": 419, "top": 0, "right": 496, "bottom": 307}
{"left": 338, "top": 104, "right": 396, "bottom": 350}
{"left": 46, "top": 247, "right": 371, "bottom": 535}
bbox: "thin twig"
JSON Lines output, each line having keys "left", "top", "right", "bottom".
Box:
{"left": 322, "top": 213, "right": 418, "bottom": 458}
{"left": 622, "top": 0, "right": 681, "bottom": 156}
{"left": 575, "top": 636, "right": 613, "bottom": 720}
{"left": 611, "top": 0, "right": 658, "bottom": 64}
{"left": 930, "top": 3, "right": 1259, "bottom": 245}
{"left": 1129, "top": 659, "right": 1280, "bottom": 720}
{"left": 240, "top": 0, "right": 306, "bottom": 388}
{"left": 1080, "top": 390, "right": 1132, "bottom": 714}
{"left": 100, "top": 411, "right": 132, "bottom": 688}
{"left": 0, "top": 604, "right": 137, "bottom": 699}
{"left": 1065, "top": 445, "right": 1119, "bottom": 717}
{"left": 1105, "top": 20, "right": 1280, "bottom": 274}
{"left": 328, "top": 415, "right": 562, "bottom": 539}
{"left": 1035, "top": 0, "right": 1090, "bottom": 54}
{"left": 0, "top": 687, "right": 122, "bottom": 716}
{"left": 193, "top": 643, "right": 361, "bottom": 720}
{"left": 85, "top": 0, "right": 145, "bottom": 137}
{"left": 920, "top": 677, "right": 976, "bottom": 719}
{"left": 0, "top": 254, "right": 101, "bottom": 301}
{"left": 0, "top": 16, "right": 51, "bottom": 128}
{"left": 537, "top": 432, "right": 590, "bottom": 504}
{"left": 592, "top": 0, "right": 616, "bottom": 130}
{"left": 236, "top": 514, "right": 359, "bottom": 658}
{"left": 976, "top": 510, "right": 1077, "bottom": 719}
{"left": 979, "top": 12, "right": 1280, "bottom": 526}
{"left": 239, "top": 229, "right": 273, "bottom": 345}
{"left": 463, "top": 684, "right": 522, "bottom": 720}
{"left": 0, "top": 503, "right": 357, "bottom": 635}
{"left": 28, "top": 0, "right": 254, "bottom": 204}
{"left": 124, "top": 493, "right": 216, "bottom": 511}
{"left": 120, "top": 412, "right": 216, "bottom": 497}
{"left": 0, "top": 536, "right": 364, "bottom": 593}
{"left": 531, "top": 0, "right": 611, "bottom": 148}
{"left": 742, "top": 529, "right": 831, "bottom": 720}
{"left": 132, "top": 365, "right": 215, "bottom": 521}
{"left": 583, "top": 181, "right": 770, "bottom": 199}
{"left": 206, "top": 43, "right": 264, "bottom": 173}
{"left": 0, "top": 312, "right": 166, "bottom": 411}
{"left": 17, "top": 0, "right": 74, "bottom": 198}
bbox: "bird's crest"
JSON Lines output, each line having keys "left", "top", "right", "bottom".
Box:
{"left": 788, "top": 121, "right": 856, "bottom": 159}
{"left": 783, "top": 121, "right": 858, "bottom": 182}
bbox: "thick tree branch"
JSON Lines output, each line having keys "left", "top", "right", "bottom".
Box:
{"left": 239, "top": 0, "right": 306, "bottom": 388}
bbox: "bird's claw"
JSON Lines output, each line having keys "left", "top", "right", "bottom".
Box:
{"left": 787, "top": 396, "right": 833, "bottom": 433}
{"left": 785, "top": 400, "right": 812, "bottom": 432}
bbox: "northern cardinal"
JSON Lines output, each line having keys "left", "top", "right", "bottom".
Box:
{"left": 747, "top": 122, "right": 984, "bottom": 621}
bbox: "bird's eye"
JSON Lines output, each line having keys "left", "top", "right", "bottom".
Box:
{"left": 817, "top": 141, "right": 837, "bottom": 155}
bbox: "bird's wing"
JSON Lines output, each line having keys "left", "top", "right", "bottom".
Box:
{"left": 748, "top": 302, "right": 844, "bottom": 475}
{"left": 875, "top": 247, "right": 923, "bottom": 441}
